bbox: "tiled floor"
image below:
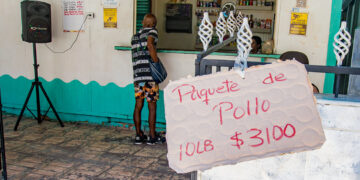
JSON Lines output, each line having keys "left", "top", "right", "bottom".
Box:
{"left": 1, "top": 114, "right": 190, "bottom": 179}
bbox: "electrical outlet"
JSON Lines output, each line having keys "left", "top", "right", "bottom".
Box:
{"left": 86, "top": 12, "right": 95, "bottom": 19}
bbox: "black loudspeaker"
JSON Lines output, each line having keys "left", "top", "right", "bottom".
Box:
{"left": 21, "top": 1, "right": 51, "bottom": 43}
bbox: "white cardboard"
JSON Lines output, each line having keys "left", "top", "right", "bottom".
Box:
{"left": 164, "top": 61, "right": 326, "bottom": 173}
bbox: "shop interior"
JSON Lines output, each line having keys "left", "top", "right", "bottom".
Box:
{"left": 152, "top": 0, "right": 276, "bottom": 53}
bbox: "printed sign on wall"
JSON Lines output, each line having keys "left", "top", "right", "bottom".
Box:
{"left": 103, "top": 8, "right": 117, "bottom": 28}
{"left": 290, "top": 12, "right": 308, "bottom": 35}
{"left": 164, "top": 61, "right": 325, "bottom": 173}
{"left": 296, "top": 0, "right": 307, "bottom": 8}
{"left": 63, "top": 0, "right": 85, "bottom": 32}
{"left": 102, "top": 0, "right": 120, "bottom": 7}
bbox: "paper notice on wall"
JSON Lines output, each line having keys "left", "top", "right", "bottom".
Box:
{"left": 102, "top": 0, "right": 120, "bottom": 7}
{"left": 290, "top": 12, "right": 308, "bottom": 35}
{"left": 296, "top": 0, "right": 307, "bottom": 8}
{"left": 164, "top": 61, "right": 326, "bottom": 173}
{"left": 63, "top": 0, "right": 85, "bottom": 32}
{"left": 104, "top": 8, "right": 117, "bottom": 28}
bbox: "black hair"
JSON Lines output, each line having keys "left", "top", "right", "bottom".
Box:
{"left": 252, "top": 36, "right": 262, "bottom": 49}
{"left": 280, "top": 51, "right": 309, "bottom": 64}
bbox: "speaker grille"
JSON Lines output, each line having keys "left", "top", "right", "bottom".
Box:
{"left": 21, "top": 1, "right": 51, "bottom": 43}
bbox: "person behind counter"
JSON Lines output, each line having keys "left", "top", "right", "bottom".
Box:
{"left": 130, "top": 14, "right": 164, "bottom": 145}
{"left": 251, "top": 36, "right": 262, "bottom": 54}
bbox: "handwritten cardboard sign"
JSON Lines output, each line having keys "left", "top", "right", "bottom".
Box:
{"left": 164, "top": 61, "right": 325, "bottom": 173}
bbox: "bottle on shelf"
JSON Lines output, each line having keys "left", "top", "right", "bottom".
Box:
{"left": 266, "top": 19, "right": 272, "bottom": 29}
{"left": 253, "top": 18, "right": 257, "bottom": 28}
{"left": 257, "top": 0, "right": 261, "bottom": 6}
{"left": 217, "top": 0, "right": 221, "bottom": 7}
{"left": 265, "top": 1, "right": 273, "bottom": 6}
{"left": 196, "top": 0, "right": 222, "bottom": 8}
{"left": 260, "top": 19, "right": 266, "bottom": 29}
{"left": 256, "top": 18, "right": 261, "bottom": 28}
{"left": 249, "top": 14, "right": 254, "bottom": 28}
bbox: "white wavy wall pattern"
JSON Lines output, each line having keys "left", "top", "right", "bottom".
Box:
{"left": 0, "top": 0, "right": 135, "bottom": 87}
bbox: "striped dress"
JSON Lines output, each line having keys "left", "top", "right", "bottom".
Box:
{"left": 131, "top": 28, "right": 158, "bottom": 83}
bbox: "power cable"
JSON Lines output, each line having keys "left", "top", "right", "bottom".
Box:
{"left": 45, "top": 14, "right": 89, "bottom": 53}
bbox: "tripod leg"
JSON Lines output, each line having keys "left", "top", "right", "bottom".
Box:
{"left": 39, "top": 84, "right": 64, "bottom": 127}
{"left": 35, "top": 83, "right": 42, "bottom": 124}
{"left": 0, "top": 107, "right": 7, "bottom": 179}
{"left": 14, "top": 84, "right": 35, "bottom": 131}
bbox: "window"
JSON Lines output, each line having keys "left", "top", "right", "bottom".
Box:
{"left": 145, "top": 0, "right": 276, "bottom": 52}
{"left": 136, "top": 0, "right": 151, "bottom": 32}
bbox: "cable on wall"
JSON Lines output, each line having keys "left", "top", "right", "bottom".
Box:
{"left": 45, "top": 14, "right": 89, "bottom": 53}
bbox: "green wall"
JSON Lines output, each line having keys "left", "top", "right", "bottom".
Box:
{"left": 0, "top": 74, "right": 166, "bottom": 130}
{"left": 324, "top": 0, "right": 343, "bottom": 93}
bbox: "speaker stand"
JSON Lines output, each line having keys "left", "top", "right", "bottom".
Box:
{"left": 14, "top": 43, "right": 64, "bottom": 131}
{"left": 0, "top": 90, "right": 8, "bottom": 180}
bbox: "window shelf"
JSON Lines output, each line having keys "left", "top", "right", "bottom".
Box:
{"left": 252, "top": 28, "right": 271, "bottom": 34}
{"left": 196, "top": 7, "right": 221, "bottom": 10}
{"left": 114, "top": 46, "right": 281, "bottom": 60}
{"left": 236, "top": 5, "right": 273, "bottom": 11}
{"left": 195, "top": 44, "right": 237, "bottom": 51}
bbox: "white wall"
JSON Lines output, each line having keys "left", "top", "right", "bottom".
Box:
{"left": 0, "top": 0, "right": 134, "bottom": 87}
{"left": 273, "top": 0, "right": 333, "bottom": 92}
